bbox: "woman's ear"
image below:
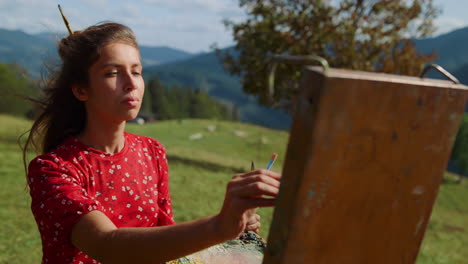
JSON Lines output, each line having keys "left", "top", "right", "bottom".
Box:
{"left": 72, "top": 85, "right": 89, "bottom": 101}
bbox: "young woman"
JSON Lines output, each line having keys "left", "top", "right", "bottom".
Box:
{"left": 23, "top": 22, "right": 281, "bottom": 264}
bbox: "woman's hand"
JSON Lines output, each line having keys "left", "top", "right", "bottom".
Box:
{"left": 244, "top": 211, "right": 261, "bottom": 234}
{"left": 214, "top": 169, "right": 281, "bottom": 240}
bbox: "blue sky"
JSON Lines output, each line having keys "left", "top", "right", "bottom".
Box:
{"left": 0, "top": 0, "right": 466, "bottom": 53}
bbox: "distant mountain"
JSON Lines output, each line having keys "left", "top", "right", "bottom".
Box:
{"left": 143, "top": 49, "right": 292, "bottom": 130}
{"left": 415, "top": 30, "right": 468, "bottom": 113}
{"left": 142, "top": 27, "right": 468, "bottom": 130}
{"left": 32, "top": 31, "right": 194, "bottom": 67}
{"left": 0, "top": 29, "right": 194, "bottom": 77}
{"left": 3, "top": 26, "right": 468, "bottom": 130}
{"left": 0, "top": 29, "right": 53, "bottom": 78}
{"left": 413, "top": 27, "right": 468, "bottom": 86}
{"left": 139, "top": 46, "right": 193, "bottom": 67}
{"left": 3, "top": 26, "right": 468, "bottom": 76}
{"left": 452, "top": 63, "right": 468, "bottom": 85}
{"left": 414, "top": 27, "right": 468, "bottom": 73}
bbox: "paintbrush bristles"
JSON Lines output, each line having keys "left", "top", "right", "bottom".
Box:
{"left": 271, "top": 153, "right": 278, "bottom": 162}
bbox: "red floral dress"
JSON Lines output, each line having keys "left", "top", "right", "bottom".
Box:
{"left": 28, "top": 132, "right": 175, "bottom": 263}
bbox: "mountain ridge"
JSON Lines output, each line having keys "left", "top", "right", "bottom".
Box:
{"left": 0, "top": 28, "right": 194, "bottom": 77}
{"left": 2, "top": 26, "right": 468, "bottom": 129}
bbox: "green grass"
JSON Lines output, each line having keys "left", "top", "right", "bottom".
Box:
{"left": 0, "top": 114, "right": 467, "bottom": 263}
{"left": 417, "top": 173, "right": 468, "bottom": 263}
{"left": 0, "top": 115, "right": 42, "bottom": 264}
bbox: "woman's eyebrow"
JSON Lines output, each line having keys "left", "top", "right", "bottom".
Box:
{"left": 101, "top": 63, "right": 120, "bottom": 69}
{"left": 100, "top": 63, "right": 142, "bottom": 69}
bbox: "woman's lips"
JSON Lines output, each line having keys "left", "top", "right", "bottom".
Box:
{"left": 121, "top": 97, "right": 139, "bottom": 107}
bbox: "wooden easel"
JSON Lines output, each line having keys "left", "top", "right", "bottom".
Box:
{"left": 264, "top": 66, "right": 468, "bottom": 264}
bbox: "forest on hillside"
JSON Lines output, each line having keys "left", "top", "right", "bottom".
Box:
{"left": 0, "top": 62, "right": 237, "bottom": 123}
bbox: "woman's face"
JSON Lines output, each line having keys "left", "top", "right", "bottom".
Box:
{"left": 76, "top": 42, "right": 145, "bottom": 123}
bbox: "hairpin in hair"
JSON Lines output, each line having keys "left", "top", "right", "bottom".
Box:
{"left": 58, "top": 4, "right": 73, "bottom": 35}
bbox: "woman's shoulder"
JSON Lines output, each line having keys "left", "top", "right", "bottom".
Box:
{"left": 28, "top": 136, "right": 85, "bottom": 170}
{"left": 125, "top": 132, "right": 166, "bottom": 150}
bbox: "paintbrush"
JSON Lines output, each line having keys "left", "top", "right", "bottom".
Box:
{"left": 266, "top": 153, "right": 278, "bottom": 170}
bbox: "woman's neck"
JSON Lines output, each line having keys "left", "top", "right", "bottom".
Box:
{"left": 78, "top": 116, "right": 127, "bottom": 154}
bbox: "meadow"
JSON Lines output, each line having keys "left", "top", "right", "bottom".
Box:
{"left": 0, "top": 114, "right": 467, "bottom": 263}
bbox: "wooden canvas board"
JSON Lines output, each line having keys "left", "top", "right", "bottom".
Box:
{"left": 263, "top": 67, "right": 468, "bottom": 264}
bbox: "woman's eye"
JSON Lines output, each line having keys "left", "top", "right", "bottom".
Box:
{"left": 132, "top": 72, "right": 141, "bottom": 76}
{"left": 104, "top": 71, "right": 118, "bottom": 77}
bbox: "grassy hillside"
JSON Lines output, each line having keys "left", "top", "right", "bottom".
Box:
{"left": 418, "top": 172, "right": 468, "bottom": 263}
{"left": 0, "top": 114, "right": 467, "bottom": 263}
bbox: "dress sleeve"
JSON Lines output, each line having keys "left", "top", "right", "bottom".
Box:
{"left": 28, "top": 154, "right": 102, "bottom": 244}
{"left": 155, "top": 144, "right": 176, "bottom": 226}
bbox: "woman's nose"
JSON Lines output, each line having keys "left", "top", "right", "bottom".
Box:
{"left": 123, "top": 71, "right": 138, "bottom": 92}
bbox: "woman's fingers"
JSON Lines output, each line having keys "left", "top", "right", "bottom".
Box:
{"left": 245, "top": 222, "right": 261, "bottom": 232}
{"left": 246, "top": 213, "right": 260, "bottom": 224}
{"left": 234, "top": 169, "right": 281, "bottom": 180}
{"left": 228, "top": 171, "right": 281, "bottom": 198}
{"left": 229, "top": 181, "right": 280, "bottom": 198}
{"left": 245, "top": 214, "right": 261, "bottom": 233}
{"left": 241, "top": 197, "right": 276, "bottom": 208}
{"left": 231, "top": 174, "right": 280, "bottom": 189}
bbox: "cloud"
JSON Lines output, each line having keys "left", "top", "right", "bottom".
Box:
{"left": 141, "top": 0, "right": 240, "bottom": 14}
{"left": 435, "top": 17, "right": 468, "bottom": 35}
{"left": 0, "top": 0, "right": 242, "bottom": 52}
{"left": 112, "top": 0, "right": 241, "bottom": 52}
{"left": 0, "top": 0, "right": 60, "bottom": 33}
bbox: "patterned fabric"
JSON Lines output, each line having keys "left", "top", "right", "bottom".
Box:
{"left": 28, "top": 132, "right": 175, "bottom": 264}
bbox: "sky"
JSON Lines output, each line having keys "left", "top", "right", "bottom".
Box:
{"left": 0, "top": 0, "right": 466, "bottom": 54}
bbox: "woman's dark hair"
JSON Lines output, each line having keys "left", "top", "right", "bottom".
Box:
{"left": 22, "top": 22, "right": 138, "bottom": 172}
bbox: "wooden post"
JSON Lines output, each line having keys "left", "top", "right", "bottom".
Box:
{"left": 264, "top": 67, "right": 468, "bottom": 264}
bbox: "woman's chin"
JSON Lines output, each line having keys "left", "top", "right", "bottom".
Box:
{"left": 122, "top": 109, "right": 141, "bottom": 121}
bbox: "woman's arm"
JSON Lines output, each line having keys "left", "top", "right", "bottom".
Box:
{"left": 72, "top": 211, "right": 222, "bottom": 264}
{"left": 71, "top": 169, "right": 281, "bottom": 264}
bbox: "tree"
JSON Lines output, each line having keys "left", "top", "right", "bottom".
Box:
{"left": 147, "top": 77, "right": 171, "bottom": 120}
{"left": 217, "top": 0, "right": 440, "bottom": 109}
{"left": 140, "top": 81, "right": 153, "bottom": 116}
{"left": 450, "top": 114, "right": 468, "bottom": 183}
{"left": 0, "top": 63, "right": 37, "bottom": 117}
{"left": 145, "top": 77, "right": 237, "bottom": 121}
